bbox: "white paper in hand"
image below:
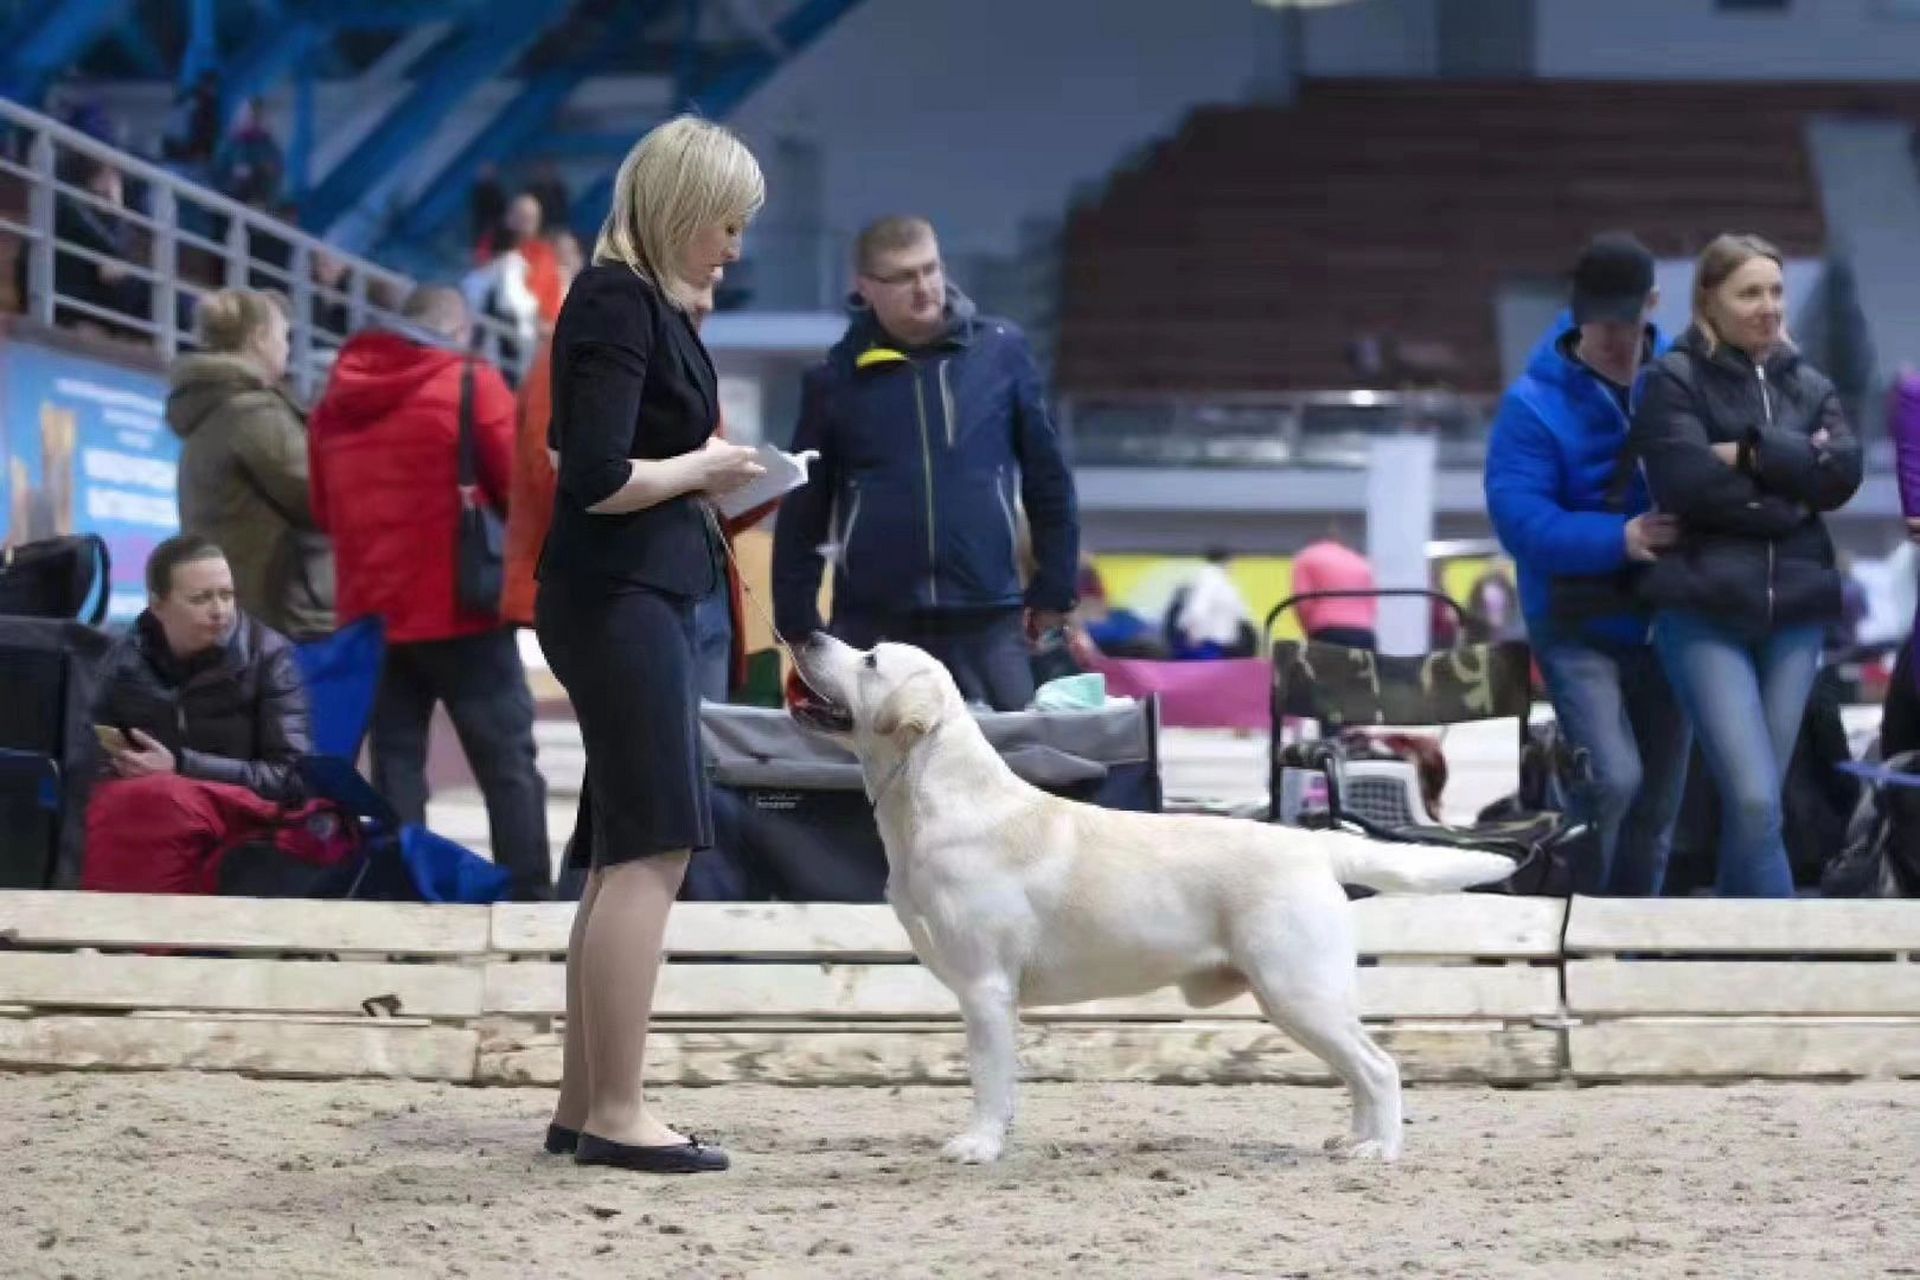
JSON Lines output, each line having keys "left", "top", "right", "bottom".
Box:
{"left": 714, "top": 443, "right": 819, "bottom": 521}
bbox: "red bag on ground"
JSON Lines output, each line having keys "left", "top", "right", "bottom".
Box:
{"left": 83, "top": 774, "right": 359, "bottom": 895}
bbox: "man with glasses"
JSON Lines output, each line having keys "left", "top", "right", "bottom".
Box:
{"left": 773, "top": 216, "right": 1079, "bottom": 710}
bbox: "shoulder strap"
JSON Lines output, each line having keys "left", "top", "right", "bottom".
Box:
{"left": 79, "top": 535, "right": 110, "bottom": 627}
{"left": 456, "top": 357, "right": 478, "bottom": 488}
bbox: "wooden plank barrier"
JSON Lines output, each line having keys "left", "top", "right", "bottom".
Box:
{"left": 1565, "top": 897, "right": 1920, "bottom": 1082}
{"left": 20, "top": 892, "right": 1920, "bottom": 1086}
{"left": 482, "top": 896, "right": 1566, "bottom": 1085}
{"left": 0, "top": 891, "right": 1568, "bottom": 1086}
{"left": 0, "top": 891, "right": 492, "bottom": 956}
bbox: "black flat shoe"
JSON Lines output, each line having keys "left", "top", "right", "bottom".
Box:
{"left": 544, "top": 1123, "right": 581, "bottom": 1156}
{"left": 575, "top": 1131, "right": 730, "bottom": 1174}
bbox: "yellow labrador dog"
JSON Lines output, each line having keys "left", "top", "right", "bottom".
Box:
{"left": 790, "top": 634, "right": 1515, "bottom": 1163}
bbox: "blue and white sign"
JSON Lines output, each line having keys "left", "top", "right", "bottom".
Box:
{"left": 1, "top": 337, "right": 178, "bottom": 620}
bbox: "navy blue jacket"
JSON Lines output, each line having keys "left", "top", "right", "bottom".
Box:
{"left": 1485, "top": 314, "right": 1667, "bottom": 646}
{"left": 772, "top": 289, "right": 1078, "bottom": 635}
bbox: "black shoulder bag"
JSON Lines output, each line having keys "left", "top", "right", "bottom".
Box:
{"left": 454, "top": 359, "right": 506, "bottom": 617}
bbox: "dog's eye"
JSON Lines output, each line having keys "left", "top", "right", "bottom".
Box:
{"left": 863, "top": 653, "right": 878, "bottom": 670}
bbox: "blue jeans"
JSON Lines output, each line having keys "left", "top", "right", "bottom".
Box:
{"left": 1535, "top": 629, "right": 1693, "bottom": 896}
{"left": 1652, "top": 610, "right": 1824, "bottom": 898}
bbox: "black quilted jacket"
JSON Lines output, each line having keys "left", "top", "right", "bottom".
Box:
{"left": 94, "top": 611, "right": 311, "bottom": 801}
{"left": 1628, "top": 328, "right": 1862, "bottom": 636}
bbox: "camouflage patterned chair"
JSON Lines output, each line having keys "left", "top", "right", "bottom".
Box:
{"left": 1264, "top": 589, "right": 1571, "bottom": 889}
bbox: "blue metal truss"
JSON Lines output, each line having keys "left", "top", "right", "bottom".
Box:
{"left": 281, "top": 0, "right": 494, "bottom": 29}
{"left": 300, "top": 0, "right": 574, "bottom": 238}
{"left": 1, "top": 0, "right": 136, "bottom": 105}
{"left": 223, "top": 20, "right": 319, "bottom": 119}
{"left": 110, "top": 9, "right": 172, "bottom": 80}
{"left": 178, "top": 0, "right": 220, "bottom": 87}
{"left": 569, "top": 0, "right": 867, "bottom": 240}
{"left": 385, "top": 0, "right": 671, "bottom": 248}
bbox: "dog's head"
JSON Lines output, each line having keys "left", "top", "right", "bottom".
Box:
{"left": 788, "top": 634, "right": 962, "bottom": 745}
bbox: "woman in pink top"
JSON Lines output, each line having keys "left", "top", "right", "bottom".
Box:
{"left": 1290, "top": 538, "right": 1377, "bottom": 649}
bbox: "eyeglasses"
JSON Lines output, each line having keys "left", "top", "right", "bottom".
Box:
{"left": 861, "top": 261, "right": 942, "bottom": 288}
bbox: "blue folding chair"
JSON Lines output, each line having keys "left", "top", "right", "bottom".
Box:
{"left": 295, "top": 755, "right": 512, "bottom": 904}
{"left": 293, "top": 616, "right": 386, "bottom": 762}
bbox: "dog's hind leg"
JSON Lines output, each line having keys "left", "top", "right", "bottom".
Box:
{"left": 943, "top": 979, "right": 1020, "bottom": 1164}
{"left": 1236, "top": 904, "right": 1404, "bottom": 1160}
{"left": 1265, "top": 987, "right": 1402, "bottom": 1161}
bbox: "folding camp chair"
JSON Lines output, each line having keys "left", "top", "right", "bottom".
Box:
{"left": 295, "top": 755, "right": 512, "bottom": 903}
{"left": 293, "top": 616, "right": 386, "bottom": 762}
{"left": 1263, "top": 588, "right": 1573, "bottom": 890}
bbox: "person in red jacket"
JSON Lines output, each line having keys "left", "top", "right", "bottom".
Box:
{"left": 309, "top": 285, "right": 551, "bottom": 899}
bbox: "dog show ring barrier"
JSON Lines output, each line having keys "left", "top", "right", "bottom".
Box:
{"left": 0, "top": 892, "right": 1916, "bottom": 1087}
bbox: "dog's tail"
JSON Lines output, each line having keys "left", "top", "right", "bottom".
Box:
{"left": 1317, "top": 828, "right": 1515, "bottom": 894}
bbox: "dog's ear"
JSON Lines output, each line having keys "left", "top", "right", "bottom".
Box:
{"left": 871, "top": 674, "right": 942, "bottom": 739}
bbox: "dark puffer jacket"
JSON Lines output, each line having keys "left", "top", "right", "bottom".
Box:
{"left": 94, "top": 611, "right": 312, "bottom": 801}
{"left": 1629, "top": 328, "right": 1862, "bottom": 637}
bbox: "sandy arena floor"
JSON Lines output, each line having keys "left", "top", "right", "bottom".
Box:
{"left": 4, "top": 1073, "right": 1914, "bottom": 1279}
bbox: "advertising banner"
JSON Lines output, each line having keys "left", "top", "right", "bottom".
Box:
{"left": 1, "top": 335, "right": 177, "bottom": 621}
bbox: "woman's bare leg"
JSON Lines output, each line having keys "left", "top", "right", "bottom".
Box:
{"left": 549, "top": 868, "right": 601, "bottom": 1132}
{"left": 581, "top": 850, "right": 691, "bottom": 1146}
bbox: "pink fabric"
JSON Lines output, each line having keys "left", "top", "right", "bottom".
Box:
{"left": 1288, "top": 541, "right": 1377, "bottom": 635}
{"left": 1087, "top": 655, "right": 1272, "bottom": 731}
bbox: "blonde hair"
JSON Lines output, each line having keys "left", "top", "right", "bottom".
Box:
{"left": 593, "top": 116, "right": 764, "bottom": 309}
{"left": 1691, "top": 233, "right": 1786, "bottom": 352}
{"left": 196, "top": 287, "right": 289, "bottom": 354}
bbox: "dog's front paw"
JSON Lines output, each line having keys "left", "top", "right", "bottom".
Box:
{"left": 941, "top": 1130, "right": 1004, "bottom": 1164}
{"left": 1335, "top": 1138, "right": 1400, "bottom": 1163}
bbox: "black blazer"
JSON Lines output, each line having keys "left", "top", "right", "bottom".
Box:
{"left": 540, "top": 264, "right": 723, "bottom": 597}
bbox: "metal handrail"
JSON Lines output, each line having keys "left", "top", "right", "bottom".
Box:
{"left": 0, "top": 95, "right": 527, "bottom": 395}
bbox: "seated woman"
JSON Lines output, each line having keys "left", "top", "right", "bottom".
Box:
{"left": 83, "top": 534, "right": 315, "bottom": 894}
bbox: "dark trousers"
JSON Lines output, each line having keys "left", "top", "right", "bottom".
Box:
{"left": 371, "top": 629, "right": 551, "bottom": 899}
{"left": 832, "top": 607, "right": 1034, "bottom": 712}
{"left": 1883, "top": 637, "right": 1920, "bottom": 761}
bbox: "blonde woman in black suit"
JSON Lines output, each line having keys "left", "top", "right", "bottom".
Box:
{"left": 535, "top": 116, "right": 765, "bottom": 1175}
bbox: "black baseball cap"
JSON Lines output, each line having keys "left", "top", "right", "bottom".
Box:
{"left": 1570, "top": 232, "right": 1655, "bottom": 325}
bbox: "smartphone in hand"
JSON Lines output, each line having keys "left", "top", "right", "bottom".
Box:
{"left": 93, "top": 725, "right": 132, "bottom": 755}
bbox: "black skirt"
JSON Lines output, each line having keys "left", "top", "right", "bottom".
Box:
{"left": 535, "top": 574, "right": 713, "bottom": 867}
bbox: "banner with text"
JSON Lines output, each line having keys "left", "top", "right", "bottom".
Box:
{"left": 1, "top": 338, "right": 177, "bottom": 621}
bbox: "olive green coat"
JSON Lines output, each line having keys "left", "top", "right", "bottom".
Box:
{"left": 166, "top": 354, "right": 335, "bottom": 638}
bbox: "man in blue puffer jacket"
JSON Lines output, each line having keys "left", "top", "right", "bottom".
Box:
{"left": 773, "top": 216, "right": 1079, "bottom": 710}
{"left": 1485, "top": 233, "right": 1691, "bottom": 896}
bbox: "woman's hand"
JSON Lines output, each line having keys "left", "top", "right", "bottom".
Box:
{"left": 110, "top": 729, "right": 175, "bottom": 779}
{"left": 696, "top": 436, "right": 765, "bottom": 496}
{"left": 1710, "top": 442, "right": 1741, "bottom": 466}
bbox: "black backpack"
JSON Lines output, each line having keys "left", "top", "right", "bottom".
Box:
{"left": 0, "top": 535, "right": 111, "bottom": 625}
{"left": 1820, "top": 750, "right": 1920, "bottom": 899}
